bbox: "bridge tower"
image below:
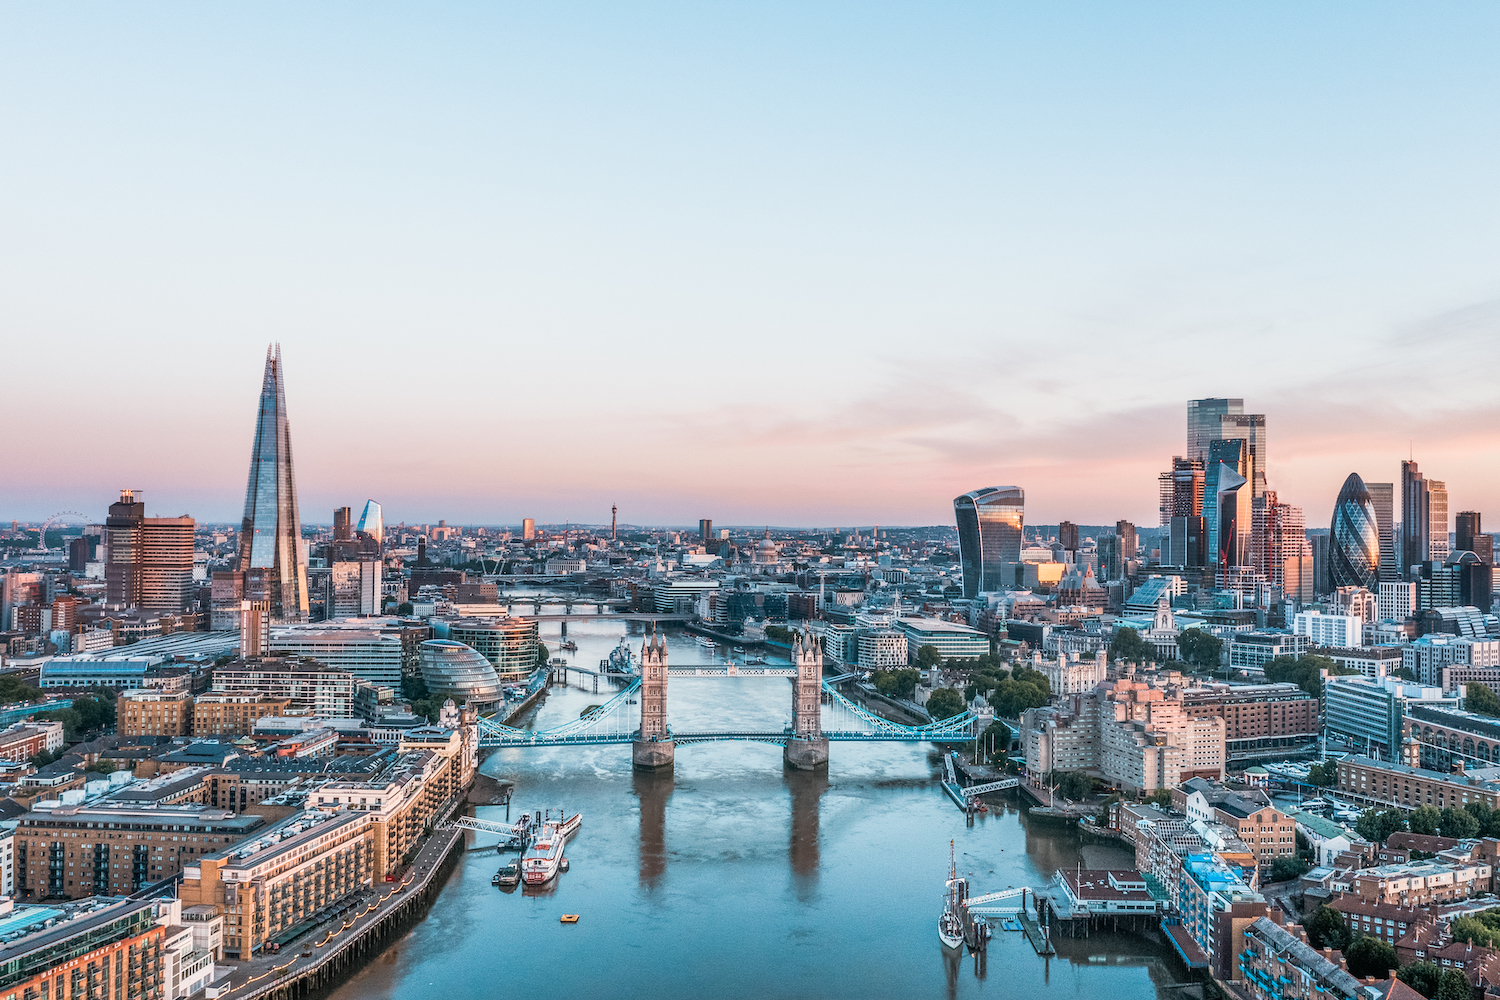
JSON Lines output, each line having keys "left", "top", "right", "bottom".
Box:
{"left": 632, "top": 629, "right": 675, "bottom": 770}
{"left": 784, "top": 629, "right": 829, "bottom": 770}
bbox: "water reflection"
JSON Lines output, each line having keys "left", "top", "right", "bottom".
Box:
{"left": 634, "top": 768, "right": 672, "bottom": 889}
{"left": 784, "top": 765, "right": 828, "bottom": 897}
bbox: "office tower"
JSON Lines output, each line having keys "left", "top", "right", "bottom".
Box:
{"left": 1366, "top": 482, "right": 1396, "bottom": 581}
{"left": 240, "top": 599, "right": 269, "bottom": 657}
{"left": 1401, "top": 461, "right": 1430, "bottom": 576}
{"left": 1158, "top": 457, "right": 1205, "bottom": 526}
{"left": 1167, "top": 515, "right": 1206, "bottom": 568}
{"left": 68, "top": 537, "right": 90, "bottom": 572}
{"left": 1428, "top": 480, "right": 1450, "bottom": 562}
{"left": 1186, "top": 398, "right": 1243, "bottom": 464}
{"left": 522, "top": 518, "right": 536, "bottom": 541}
{"left": 1058, "top": 521, "right": 1079, "bottom": 556}
{"left": 1115, "top": 520, "right": 1137, "bottom": 560}
{"left": 1457, "top": 511, "right": 1493, "bottom": 564}
{"left": 953, "top": 487, "right": 1024, "bottom": 598}
{"left": 1444, "top": 551, "right": 1492, "bottom": 611}
{"left": 329, "top": 561, "right": 380, "bottom": 617}
{"left": 103, "top": 489, "right": 194, "bottom": 612}
{"left": 237, "top": 344, "right": 308, "bottom": 623}
{"left": 1214, "top": 462, "right": 1250, "bottom": 579}
{"left": 139, "top": 514, "right": 195, "bottom": 611}
{"left": 1218, "top": 413, "right": 1267, "bottom": 500}
{"left": 356, "top": 500, "right": 383, "bottom": 549}
{"left": 105, "top": 489, "right": 145, "bottom": 607}
{"left": 1308, "top": 533, "right": 1330, "bottom": 594}
{"left": 699, "top": 519, "right": 713, "bottom": 545}
{"left": 1205, "top": 439, "right": 1248, "bottom": 568}
{"left": 1251, "top": 490, "right": 1311, "bottom": 596}
{"left": 333, "top": 507, "right": 352, "bottom": 541}
{"left": 1098, "top": 533, "right": 1122, "bottom": 581}
{"left": 1329, "top": 473, "right": 1380, "bottom": 592}
{"left": 1378, "top": 581, "right": 1417, "bottom": 622}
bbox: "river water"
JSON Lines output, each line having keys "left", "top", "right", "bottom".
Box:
{"left": 328, "top": 616, "right": 1189, "bottom": 1000}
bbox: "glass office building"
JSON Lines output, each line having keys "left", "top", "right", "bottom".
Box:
{"left": 954, "top": 487, "right": 1024, "bottom": 598}
{"left": 419, "top": 639, "right": 503, "bottom": 706}
{"left": 1330, "top": 472, "right": 1380, "bottom": 592}
{"left": 238, "top": 344, "right": 308, "bottom": 623}
{"left": 356, "top": 499, "right": 383, "bottom": 548}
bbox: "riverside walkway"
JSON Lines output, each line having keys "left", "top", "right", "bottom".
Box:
{"left": 209, "top": 818, "right": 464, "bottom": 999}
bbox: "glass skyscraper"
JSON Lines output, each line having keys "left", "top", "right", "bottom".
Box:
{"left": 238, "top": 344, "right": 308, "bottom": 623}
{"left": 356, "top": 499, "right": 384, "bottom": 549}
{"left": 954, "top": 487, "right": 1024, "bottom": 598}
{"left": 1366, "top": 482, "right": 1396, "bottom": 581}
{"left": 1330, "top": 472, "right": 1381, "bottom": 592}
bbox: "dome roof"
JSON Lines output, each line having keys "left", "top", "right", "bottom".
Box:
{"left": 419, "top": 639, "right": 503, "bottom": 703}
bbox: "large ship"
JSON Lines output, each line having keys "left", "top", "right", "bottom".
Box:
{"left": 939, "top": 841, "right": 965, "bottom": 951}
{"left": 521, "top": 811, "right": 583, "bottom": 886}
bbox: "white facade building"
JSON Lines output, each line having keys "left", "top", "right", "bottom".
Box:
{"left": 1292, "top": 611, "right": 1364, "bottom": 649}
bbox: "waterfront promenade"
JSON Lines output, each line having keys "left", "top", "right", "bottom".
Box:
{"left": 209, "top": 820, "right": 464, "bottom": 999}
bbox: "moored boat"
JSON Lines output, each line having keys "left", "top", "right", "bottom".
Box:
{"left": 939, "top": 841, "right": 966, "bottom": 951}
{"left": 521, "top": 811, "right": 583, "bottom": 885}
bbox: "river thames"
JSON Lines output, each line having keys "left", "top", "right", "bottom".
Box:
{"left": 328, "top": 617, "right": 1190, "bottom": 1000}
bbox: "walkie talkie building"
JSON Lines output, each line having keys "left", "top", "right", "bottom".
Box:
{"left": 953, "top": 486, "right": 1024, "bottom": 598}
{"left": 238, "top": 344, "right": 309, "bottom": 623}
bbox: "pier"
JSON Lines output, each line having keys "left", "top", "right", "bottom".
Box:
{"left": 1016, "top": 907, "right": 1056, "bottom": 956}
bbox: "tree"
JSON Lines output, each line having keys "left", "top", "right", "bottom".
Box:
{"left": 1264, "top": 654, "right": 1354, "bottom": 698}
{"left": 1270, "top": 856, "right": 1310, "bottom": 882}
{"left": 915, "top": 645, "right": 944, "bottom": 670}
{"left": 1345, "top": 936, "right": 1398, "bottom": 979}
{"left": 535, "top": 641, "right": 550, "bottom": 668}
{"left": 988, "top": 669, "right": 1050, "bottom": 719}
{"left": 1355, "top": 808, "right": 1407, "bottom": 844}
{"left": 874, "top": 668, "right": 921, "bottom": 700}
{"left": 1177, "top": 630, "right": 1224, "bottom": 671}
{"left": 1408, "top": 805, "right": 1442, "bottom": 836}
{"left": 1304, "top": 905, "right": 1351, "bottom": 951}
{"left": 1110, "top": 627, "right": 1153, "bottom": 663}
{"left": 1466, "top": 683, "right": 1500, "bottom": 718}
{"left": 926, "top": 688, "right": 966, "bottom": 720}
{"left": 1148, "top": 788, "right": 1172, "bottom": 808}
{"left": 1053, "top": 771, "right": 1092, "bottom": 801}
{"left": 396, "top": 602, "right": 414, "bottom": 616}
{"left": 1436, "top": 968, "right": 1474, "bottom": 1000}
{"left": 1440, "top": 806, "right": 1481, "bottom": 840}
{"left": 1306, "top": 763, "right": 1338, "bottom": 787}
{"left": 1397, "top": 961, "right": 1441, "bottom": 998}
{"left": 1449, "top": 910, "right": 1500, "bottom": 949}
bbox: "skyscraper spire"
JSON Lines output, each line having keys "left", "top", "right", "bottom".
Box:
{"left": 237, "top": 344, "right": 308, "bottom": 622}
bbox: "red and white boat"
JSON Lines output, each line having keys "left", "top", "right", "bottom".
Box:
{"left": 521, "top": 812, "right": 583, "bottom": 886}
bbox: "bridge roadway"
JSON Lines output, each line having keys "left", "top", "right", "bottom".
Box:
{"left": 480, "top": 728, "right": 968, "bottom": 748}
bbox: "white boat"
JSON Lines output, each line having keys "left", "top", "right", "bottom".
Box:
{"left": 939, "top": 841, "right": 965, "bottom": 951}
{"left": 695, "top": 635, "right": 716, "bottom": 649}
{"left": 521, "top": 811, "right": 583, "bottom": 886}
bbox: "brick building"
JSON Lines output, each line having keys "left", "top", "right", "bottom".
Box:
{"left": 192, "top": 694, "right": 291, "bottom": 737}
{"left": 118, "top": 689, "right": 195, "bottom": 737}
{"left": 0, "top": 721, "right": 66, "bottom": 762}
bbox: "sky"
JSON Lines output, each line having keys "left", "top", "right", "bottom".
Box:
{"left": 3, "top": 3, "right": 1499, "bottom": 529}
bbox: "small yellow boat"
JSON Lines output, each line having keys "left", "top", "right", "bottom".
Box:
{"left": 560, "top": 914, "right": 580, "bottom": 924}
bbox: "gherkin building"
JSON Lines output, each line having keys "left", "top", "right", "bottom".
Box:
{"left": 1330, "top": 472, "right": 1380, "bottom": 591}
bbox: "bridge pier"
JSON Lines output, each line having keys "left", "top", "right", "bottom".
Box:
{"left": 783, "top": 736, "right": 829, "bottom": 770}
{"left": 632, "top": 738, "right": 675, "bottom": 770}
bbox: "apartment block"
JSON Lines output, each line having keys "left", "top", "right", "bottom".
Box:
{"left": 1180, "top": 683, "right": 1318, "bottom": 759}
{"left": 0, "top": 897, "right": 168, "bottom": 1000}
{"left": 119, "top": 689, "right": 195, "bottom": 737}
{"left": 209, "top": 655, "right": 356, "bottom": 717}
{"left": 191, "top": 694, "right": 291, "bottom": 737}
{"left": 14, "top": 802, "right": 264, "bottom": 900}
{"left": 177, "top": 809, "right": 372, "bottom": 959}
{"left": 0, "top": 721, "right": 66, "bottom": 762}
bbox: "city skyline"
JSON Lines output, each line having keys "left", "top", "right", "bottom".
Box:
{"left": 4, "top": 5, "right": 1499, "bottom": 525}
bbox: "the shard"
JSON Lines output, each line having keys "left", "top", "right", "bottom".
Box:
{"left": 238, "top": 344, "right": 308, "bottom": 622}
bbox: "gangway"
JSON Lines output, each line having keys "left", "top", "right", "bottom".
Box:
{"left": 962, "top": 777, "right": 1019, "bottom": 796}
{"left": 964, "top": 886, "right": 1030, "bottom": 914}
{"left": 449, "top": 816, "right": 526, "bottom": 843}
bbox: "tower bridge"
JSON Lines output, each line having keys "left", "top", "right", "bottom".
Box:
{"left": 477, "top": 630, "right": 980, "bottom": 771}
